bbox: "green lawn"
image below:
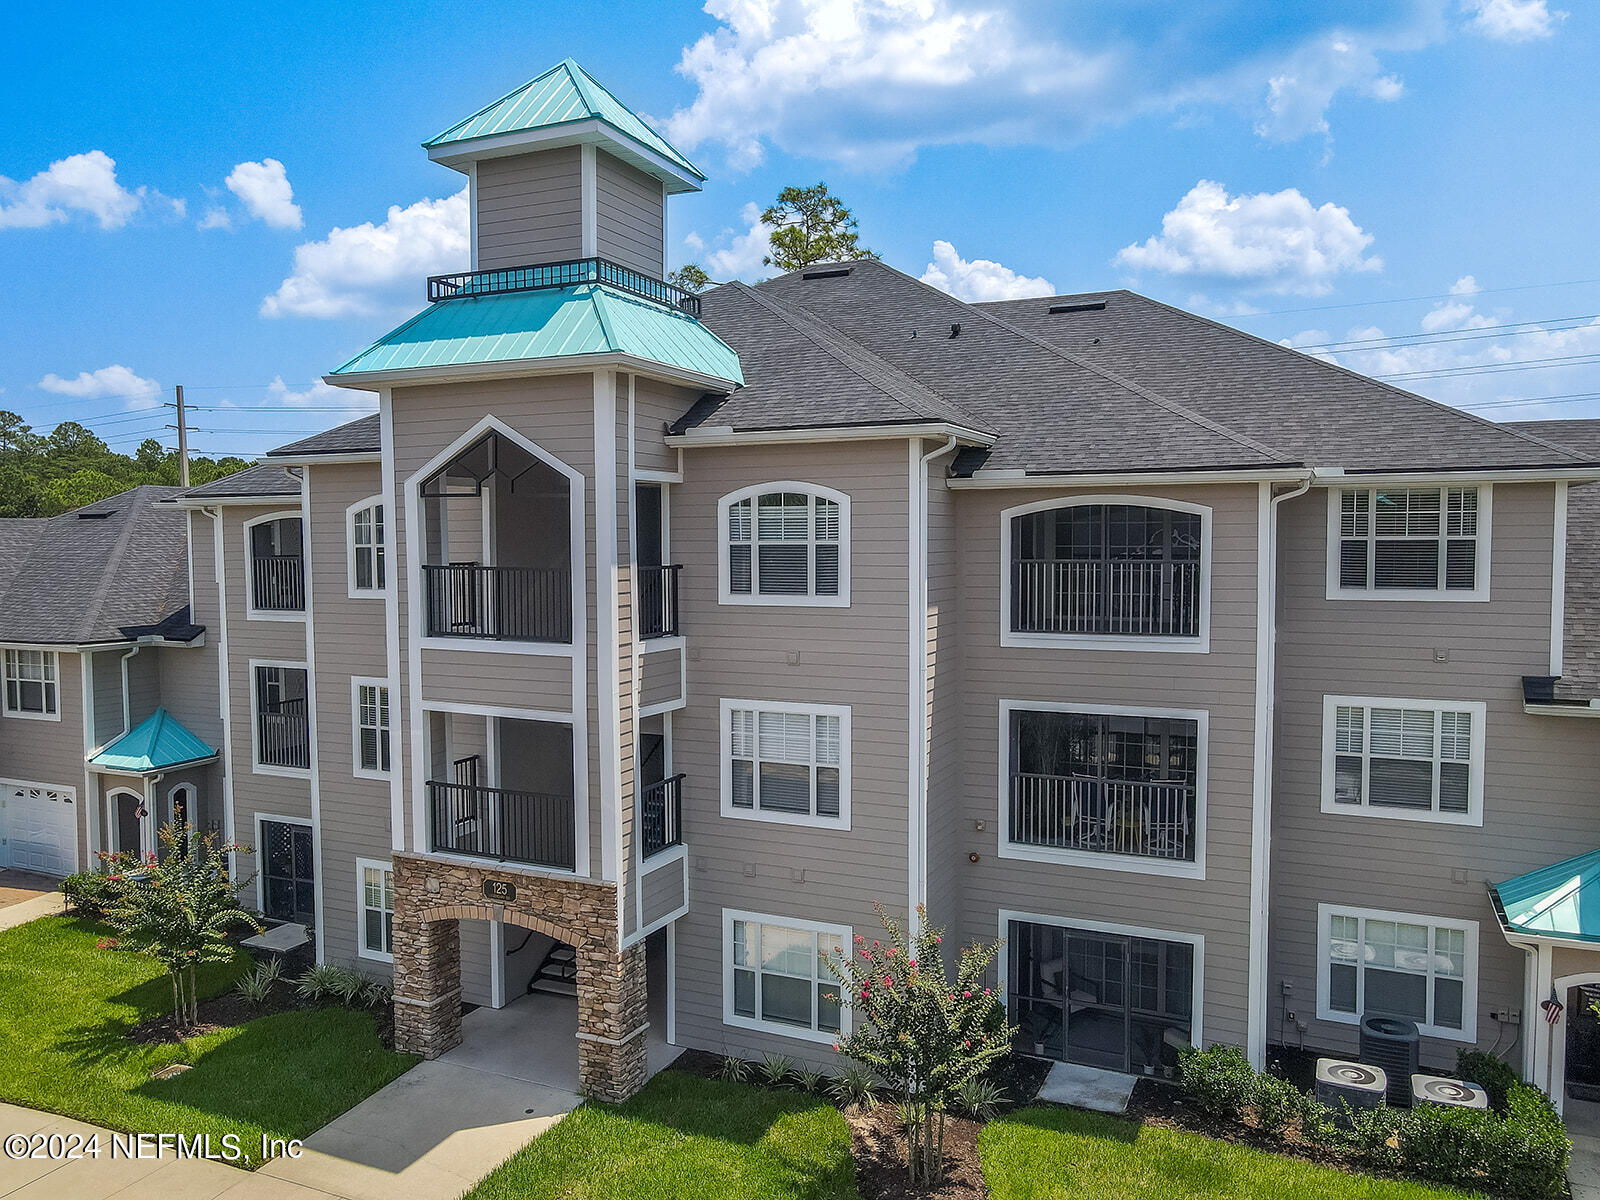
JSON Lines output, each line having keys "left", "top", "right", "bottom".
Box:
{"left": 981, "top": 1107, "right": 1474, "bottom": 1200}
{"left": 464, "top": 1070, "right": 860, "bottom": 1200}
{"left": 0, "top": 915, "right": 418, "bottom": 1167}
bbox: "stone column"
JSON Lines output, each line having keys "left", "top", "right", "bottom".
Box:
{"left": 576, "top": 939, "right": 650, "bottom": 1101}
{"left": 393, "top": 916, "right": 463, "bottom": 1059}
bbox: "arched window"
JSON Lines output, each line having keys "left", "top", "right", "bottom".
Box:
{"left": 1004, "top": 497, "right": 1209, "bottom": 649}
{"left": 347, "top": 498, "right": 387, "bottom": 595}
{"left": 719, "top": 484, "right": 849, "bottom": 605}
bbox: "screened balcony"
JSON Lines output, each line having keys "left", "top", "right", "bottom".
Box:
{"left": 1010, "top": 504, "right": 1200, "bottom": 638}
{"left": 255, "top": 665, "right": 310, "bottom": 770}
{"left": 1008, "top": 708, "right": 1198, "bottom": 863}
{"left": 424, "top": 711, "right": 576, "bottom": 870}
{"left": 249, "top": 516, "right": 305, "bottom": 612}
{"left": 420, "top": 431, "right": 572, "bottom": 643}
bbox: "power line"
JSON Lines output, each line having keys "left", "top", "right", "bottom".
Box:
{"left": 1234, "top": 276, "right": 1600, "bottom": 320}
{"left": 1294, "top": 314, "right": 1600, "bottom": 354}
{"left": 1376, "top": 352, "right": 1600, "bottom": 382}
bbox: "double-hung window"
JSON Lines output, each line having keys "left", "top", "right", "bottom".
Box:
{"left": 350, "top": 501, "right": 386, "bottom": 594}
{"left": 724, "top": 909, "right": 850, "bottom": 1043}
{"left": 1318, "top": 904, "right": 1476, "bottom": 1040}
{"left": 353, "top": 679, "right": 391, "bottom": 777}
{"left": 3, "top": 649, "right": 57, "bottom": 718}
{"left": 1322, "top": 697, "right": 1485, "bottom": 824}
{"left": 1331, "top": 486, "right": 1487, "bottom": 599}
{"left": 722, "top": 699, "right": 849, "bottom": 828}
{"left": 357, "top": 859, "right": 394, "bottom": 961}
{"left": 720, "top": 485, "right": 848, "bottom": 604}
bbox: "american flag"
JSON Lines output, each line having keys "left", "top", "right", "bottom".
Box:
{"left": 1542, "top": 990, "right": 1564, "bottom": 1025}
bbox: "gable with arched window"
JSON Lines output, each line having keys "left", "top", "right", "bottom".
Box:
{"left": 1002, "top": 496, "right": 1211, "bottom": 651}
{"left": 718, "top": 484, "right": 850, "bottom": 606}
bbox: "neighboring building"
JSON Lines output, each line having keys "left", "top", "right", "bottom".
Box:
{"left": 14, "top": 57, "right": 1600, "bottom": 1109}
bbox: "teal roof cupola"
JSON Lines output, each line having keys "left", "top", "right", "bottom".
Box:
{"left": 424, "top": 58, "right": 704, "bottom": 195}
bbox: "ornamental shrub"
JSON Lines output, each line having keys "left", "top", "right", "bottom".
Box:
{"left": 1177, "top": 1044, "right": 1257, "bottom": 1120}
{"left": 1252, "top": 1072, "right": 1300, "bottom": 1138}
{"left": 1487, "top": 1084, "right": 1570, "bottom": 1200}
{"left": 1456, "top": 1046, "right": 1518, "bottom": 1114}
{"left": 823, "top": 903, "right": 1011, "bottom": 1187}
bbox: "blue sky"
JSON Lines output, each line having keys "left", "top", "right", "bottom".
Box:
{"left": 1, "top": 0, "right": 1595, "bottom": 459}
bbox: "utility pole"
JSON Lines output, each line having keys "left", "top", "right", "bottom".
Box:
{"left": 174, "top": 384, "right": 190, "bottom": 487}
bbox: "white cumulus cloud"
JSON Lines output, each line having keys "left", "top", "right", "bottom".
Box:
{"left": 262, "top": 188, "right": 469, "bottom": 319}
{"left": 225, "top": 158, "right": 303, "bottom": 230}
{"left": 700, "top": 203, "right": 777, "bottom": 282}
{"left": 920, "top": 240, "right": 1054, "bottom": 302}
{"left": 664, "top": 1, "right": 1442, "bottom": 169}
{"left": 1465, "top": 0, "right": 1565, "bottom": 42}
{"left": 38, "top": 365, "right": 161, "bottom": 410}
{"left": 265, "top": 376, "right": 376, "bottom": 425}
{"left": 0, "top": 151, "right": 145, "bottom": 230}
{"left": 1114, "top": 180, "right": 1382, "bottom": 295}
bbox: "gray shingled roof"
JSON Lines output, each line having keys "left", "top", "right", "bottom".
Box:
{"left": 0, "top": 485, "right": 200, "bottom": 645}
{"left": 268, "top": 414, "right": 380, "bottom": 458}
{"left": 689, "top": 261, "right": 1596, "bottom": 477}
{"left": 178, "top": 462, "right": 301, "bottom": 500}
{"left": 1508, "top": 420, "right": 1600, "bottom": 702}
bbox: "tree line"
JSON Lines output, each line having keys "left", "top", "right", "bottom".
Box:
{"left": 0, "top": 412, "right": 246, "bottom": 517}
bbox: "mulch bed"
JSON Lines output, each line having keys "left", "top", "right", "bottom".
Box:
{"left": 849, "top": 1107, "right": 988, "bottom": 1200}
{"left": 125, "top": 972, "right": 396, "bottom": 1048}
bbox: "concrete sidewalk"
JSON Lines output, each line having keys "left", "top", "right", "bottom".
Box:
{"left": 0, "top": 891, "right": 64, "bottom": 935}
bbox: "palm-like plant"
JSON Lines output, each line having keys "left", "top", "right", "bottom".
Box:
{"left": 103, "top": 823, "right": 260, "bottom": 1030}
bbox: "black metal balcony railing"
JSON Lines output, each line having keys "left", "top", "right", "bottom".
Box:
{"left": 428, "top": 780, "right": 577, "bottom": 871}
{"left": 1009, "top": 774, "right": 1196, "bottom": 862}
{"left": 426, "top": 257, "right": 703, "bottom": 316}
{"left": 423, "top": 563, "right": 572, "bottom": 643}
{"left": 640, "top": 773, "right": 685, "bottom": 859}
{"left": 637, "top": 564, "right": 682, "bottom": 640}
{"left": 1011, "top": 559, "right": 1200, "bottom": 638}
{"left": 252, "top": 554, "right": 305, "bottom": 612}
{"left": 258, "top": 698, "right": 310, "bottom": 770}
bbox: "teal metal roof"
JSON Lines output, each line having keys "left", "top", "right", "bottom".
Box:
{"left": 425, "top": 58, "right": 703, "bottom": 182}
{"left": 1492, "top": 848, "right": 1600, "bottom": 943}
{"left": 89, "top": 708, "right": 217, "bottom": 775}
{"left": 331, "top": 286, "right": 743, "bottom": 385}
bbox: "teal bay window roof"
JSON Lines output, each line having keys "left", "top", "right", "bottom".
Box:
{"left": 329, "top": 285, "right": 743, "bottom": 388}
{"left": 89, "top": 708, "right": 217, "bottom": 776}
{"left": 1491, "top": 848, "right": 1600, "bottom": 944}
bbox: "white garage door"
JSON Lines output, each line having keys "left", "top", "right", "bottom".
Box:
{"left": 0, "top": 781, "right": 78, "bottom": 876}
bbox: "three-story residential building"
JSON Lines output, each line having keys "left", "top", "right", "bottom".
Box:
{"left": 15, "top": 57, "right": 1600, "bottom": 1111}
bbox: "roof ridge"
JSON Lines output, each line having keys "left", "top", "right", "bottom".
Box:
{"left": 1123, "top": 292, "right": 1591, "bottom": 466}
{"left": 731, "top": 281, "right": 992, "bottom": 431}
{"left": 830, "top": 262, "right": 1292, "bottom": 463}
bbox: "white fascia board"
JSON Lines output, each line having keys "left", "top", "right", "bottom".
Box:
{"left": 166, "top": 494, "right": 304, "bottom": 510}
{"left": 426, "top": 118, "right": 704, "bottom": 194}
{"left": 952, "top": 467, "right": 1310, "bottom": 489}
{"left": 265, "top": 452, "right": 381, "bottom": 467}
{"left": 324, "top": 353, "right": 738, "bottom": 395}
{"left": 668, "top": 422, "right": 996, "bottom": 450}
{"left": 1314, "top": 467, "right": 1600, "bottom": 485}
{"left": 1523, "top": 701, "right": 1600, "bottom": 718}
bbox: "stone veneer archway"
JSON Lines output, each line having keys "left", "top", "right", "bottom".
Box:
{"left": 390, "top": 851, "right": 649, "bottom": 1102}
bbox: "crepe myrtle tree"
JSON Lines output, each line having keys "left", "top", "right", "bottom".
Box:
{"left": 824, "top": 903, "right": 1011, "bottom": 1187}
{"left": 102, "top": 823, "right": 260, "bottom": 1030}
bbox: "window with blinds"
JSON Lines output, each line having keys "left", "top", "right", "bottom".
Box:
{"left": 1319, "top": 904, "right": 1476, "bottom": 1040}
{"left": 1335, "top": 486, "right": 1483, "bottom": 596}
{"left": 722, "top": 486, "right": 847, "bottom": 603}
{"left": 1324, "top": 696, "right": 1484, "bottom": 823}
{"left": 354, "top": 680, "right": 391, "bottom": 776}
{"left": 723, "top": 701, "right": 849, "bottom": 826}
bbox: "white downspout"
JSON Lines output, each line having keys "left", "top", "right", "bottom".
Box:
{"left": 908, "top": 435, "right": 957, "bottom": 936}
{"left": 118, "top": 645, "right": 141, "bottom": 737}
{"left": 1247, "top": 471, "right": 1313, "bottom": 1068}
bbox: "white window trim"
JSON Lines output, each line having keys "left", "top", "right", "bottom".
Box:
{"left": 1315, "top": 902, "right": 1479, "bottom": 1042}
{"left": 253, "top": 812, "right": 313, "bottom": 920}
{"left": 242, "top": 509, "right": 308, "bottom": 622}
{"left": 1319, "top": 695, "right": 1486, "bottom": 827}
{"left": 996, "top": 908, "right": 1205, "bottom": 1051}
{"left": 2, "top": 648, "right": 61, "bottom": 722}
{"left": 996, "top": 699, "right": 1207, "bottom": 880}
{"left": 248, "top": 658, "right": 311, "bottom": 779}
{"left": 1324, "top": 484, "right": 1493, "bottom": 603}
{"left": 998, "top": 494, "right": 1213, "bottom": 653}
{"left": 722, "top": 907, "right": 853, "bottom": 1045}
{"left": 351, "top": 676, "right": 392, "bottom": 781}
{"left": 719, "top": 697, "right": 851, "bottom": 830}
{"left": 355, "top": 856, "right": 395, "bottom": 963}
{"left": 346, "top": 495, "right": 388, "bottom": 600}
{"left": 717, "top": 482, "right": 851, "bottom": 608}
